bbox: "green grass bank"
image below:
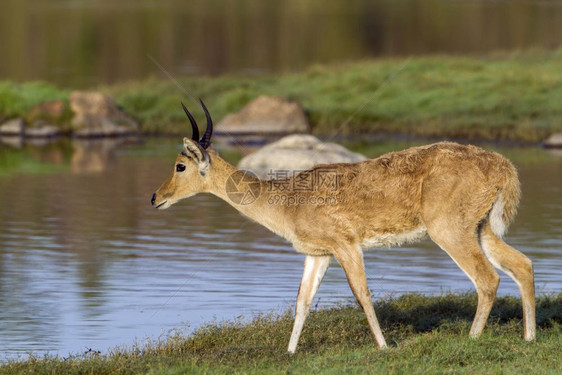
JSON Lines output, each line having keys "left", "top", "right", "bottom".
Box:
{"left": 2, "top": 293, "right": 560, "bottom": 374}
{"left": 2, "top": 50, "right": 562, "bottom": 143}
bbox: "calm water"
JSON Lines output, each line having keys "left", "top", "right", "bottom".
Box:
{"left": 0, "top": 138, "right": 560, "bottom": 359}
{"left": 2, "top": 0, "right": 562, "bottom": 86}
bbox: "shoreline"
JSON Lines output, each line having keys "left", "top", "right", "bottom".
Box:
{"left": 2, "top": 292, "right": 560, "bottom": 374}
{"left": 2, "top": 51, "right": 562, "bottom": 144}
{"left": 3, "top": 127, "right": 560, "bottom": 154}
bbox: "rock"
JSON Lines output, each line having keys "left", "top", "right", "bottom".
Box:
{"left": 1, "top": 117, "right": 61, "bottom": 139}
{"left": 216, "top": 96, "right": 310, "bottom": 135}
{"left": 69, "top": 91, "right": 138, "bottom": 137}
{"left": 24, "top": 124, "right": 61, "bottom": 138}
{"left": 543, "top": 133, "right": 562, "bottom": 148}
{"left": 0, "top": 118, "right": 24, "bottom": 136}
{"left": 238, "top": 134, "right": 367, "bottom": 179}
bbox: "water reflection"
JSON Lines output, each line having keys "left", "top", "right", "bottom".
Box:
{"left": 0, "top": 136, "right": 24, "bottom": 149}
{"left": 0, "top": 137, "right": 142, "bottom": 176}
{"left": 0, "top": 139, "right": 560, "bottom": 359}
{"left": 2, "top": 0, "right": 562, "bottom": 86}
{"left": 70, "top": 138, "right": 143, "bottom": 174}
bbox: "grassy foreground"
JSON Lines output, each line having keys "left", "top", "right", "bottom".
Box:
{"left": 2, "top": 293, "right": 560, "bottom": 374}
{"left": 2, "top": 50, "right": 562, "bottom": 142}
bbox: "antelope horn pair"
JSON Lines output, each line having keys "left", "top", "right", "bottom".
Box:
{"left": 181, "top": 99, "right": 213, "bottom": 150}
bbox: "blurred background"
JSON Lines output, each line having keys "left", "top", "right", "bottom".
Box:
{"left": 2, "top": 0, "right": 562, "bottom": 86}
{"left": 0, "top": 0, "right": 561, "bottom": 361}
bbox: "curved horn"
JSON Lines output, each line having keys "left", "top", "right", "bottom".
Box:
{"left": 198, "top": 99, "right": 213, "bottom": 150}
{"left": 181, "top": 102, "right": 199, "bottom": 142}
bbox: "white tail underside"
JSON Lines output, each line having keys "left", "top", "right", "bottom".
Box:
{"left": 489, "top": 193, "right": 507, "bottom": 238}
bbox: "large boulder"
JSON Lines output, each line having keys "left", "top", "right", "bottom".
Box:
{"left": 238, "top": 134, "right": 367, "bottom": 179}
{"left": 216, "top": 96, "right": 310, "bottom": 135}
{"left": 543, "top": 133, "right": 562, "bottom": 148}
{"left": 69, "top": 91, "right": 139, "bottom": 137}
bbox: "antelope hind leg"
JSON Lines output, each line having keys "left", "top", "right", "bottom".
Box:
{"left": 480, "top": 223, "right": 536, "bottom": 340}
{"left": 334, "top": 245, "right": 387, "bottom": 348}
{"left": 429, "top": 227, "right": 500, "bottom": 338}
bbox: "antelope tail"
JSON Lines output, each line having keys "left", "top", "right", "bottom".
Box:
{"left": 489, "top": 162, "right": 521, "bottom": 238}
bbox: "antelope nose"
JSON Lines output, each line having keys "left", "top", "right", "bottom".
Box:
{"left": 151, "top": 193, "right": 156, "bottom": 206}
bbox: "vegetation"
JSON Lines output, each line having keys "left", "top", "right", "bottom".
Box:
{"left": 0, "top": 81, "right": 70, "bottom": 125}
{"left": 2, "top": 50, "right": 562, "bottom": 142}
{"left": 2, "top": 293, "right": 560, "bottom": 374}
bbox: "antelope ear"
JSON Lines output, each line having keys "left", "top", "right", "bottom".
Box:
{"left": 183, "top": 137, "right": 210, "bottom": 174}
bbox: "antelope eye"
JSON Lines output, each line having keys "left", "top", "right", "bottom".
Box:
{"left": 176, "top": 164, "right": 186, "bottom": 172}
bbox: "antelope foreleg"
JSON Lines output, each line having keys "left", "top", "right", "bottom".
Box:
{"left": 287, "top": 255, "right": 331, "bottom": 354}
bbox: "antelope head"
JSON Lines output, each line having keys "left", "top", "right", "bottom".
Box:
{"left": 151, "top": 99, "right": 214, "bottom": 209}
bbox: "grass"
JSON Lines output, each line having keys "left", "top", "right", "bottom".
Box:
{"left": 2, "top": 293, "right": 560, "bottom": 374}
{"left": 2, "top": 50, "right": 562, "bottom": 142}
{"left": 0, "top": 81, "right": 72, "bottom": 128}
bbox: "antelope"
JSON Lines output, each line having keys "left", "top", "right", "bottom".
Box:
{"left": 151, "top": 100, "right": 535, "bottom": 353}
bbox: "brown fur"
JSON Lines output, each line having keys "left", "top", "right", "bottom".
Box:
{"left": 153, "top": 139, "right": 535, "bottom": 353}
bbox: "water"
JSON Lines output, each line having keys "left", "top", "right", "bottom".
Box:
{"left": 2, "top": 0, "right": 562, "bottom": 86}
{"left": 0, "top": 138, "right": 560, "bottom": 359}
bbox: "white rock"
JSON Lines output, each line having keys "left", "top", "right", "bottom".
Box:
{"left": 238, "top": 134, "right": 367, "bottom": 179}
{"left": 0, "top": 118, "right": 24, "bottom": 136}
{"left": 543, "top": 132, "right": 562, "bottom": 148}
